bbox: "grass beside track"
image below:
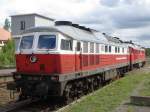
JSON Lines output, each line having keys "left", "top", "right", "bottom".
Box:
{"left": 63, "top": 70, "right": 150, "bottom": 112}
{"left": 139, "top": 78, "right": 150, "bottom": 96}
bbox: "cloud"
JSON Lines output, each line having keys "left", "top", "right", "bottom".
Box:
{"left": 110, "top": 4, "right": 150, "bottom": 29}
{"left": 0, "top": 0, "right": 150, "bottom": 47}
{"left": 137, "top": 34, "right": 150, "bottom": 41}
{"left": 100, "top": 0, "right": 120, "bottom": 7}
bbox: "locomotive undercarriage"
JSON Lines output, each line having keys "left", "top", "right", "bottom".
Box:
{"left": 62, "top": 63, "right": 145, "bottom": 104}
{"left": 7, "top": 74, "right": 63, "bottom": 100}
{"left": 7, "top": 62, "right": 145, "bottom": 103}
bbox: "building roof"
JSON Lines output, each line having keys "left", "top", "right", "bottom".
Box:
{"left": 11, "top": 13, "right": 55, "bottom": 21}
{"left": 0, "top": 28, "right": 11, "bottom": 41}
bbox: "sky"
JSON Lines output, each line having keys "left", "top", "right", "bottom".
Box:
{"left": 0, "top": 0, "right": 150, "bottom": 47}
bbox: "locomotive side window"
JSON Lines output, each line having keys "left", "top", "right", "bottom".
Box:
{"left": 83, "top": 42, "right": 88, "bottom": 66}
{"left": 105, "top": 45, "right": 108, "bottom": 52}
{"left": 96, "top": 43, "right": 100, "bottom": 64}
{"left": 109, "top": 46, "right": 111, "bottom": 53}
{"left": 77, "top": 42, "right": 81, "bottom": 51}
{"left": 38, "top": 35, "right": 56, "bottom": 49}
{"left": 90, "top": 42, "right": 94, "bottom": 65}
{"left": 122, "top": 48, "right": 124, "bottom": 53}
{"left": 20, "top": 35, "right": 34, "bottom": 49}
{"left": 101, "top": 45, "right": 105, "bottom": 52}
{"left": 61, "top": 39, "right": 72, "bottom": 50}
{"left": 115, "top": 47, "right": 117, "bottom": 53}
{"left": 96, "top": 43, "right": 99, "bottom": 53}
{"left": 83, "top": 42, "right": 88, "bottom": 53}
{"left": 118, "top": 47, "right": 120, "bottom": 53}
{"left": 90, "top": 42, "right": 94, "bottom": 53}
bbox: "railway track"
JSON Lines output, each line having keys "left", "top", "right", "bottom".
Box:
{"left": 0, "top": 99, "right": 39, "bottom": 112}
{"left": 0, "top": 81, "right": 12, "bottom": 88}
{"left": 0, "top": 67, "right": 145, "bottom": 112}
{"left": 0, "top": 77, "right": 121, "bottom": 112}
{"left": 0, "top": 83, "right": 107, "bottom": 112}
{"left": 0, "top": 81, "right": 9, "bottom": 85}
{"left": 0, "top": 80, "right": 13, "bottom": 88}
{"left": 0, "top": 73, "right": 13, "bottom": 88}
{"left": 0, "top": 97, "right": 64, "bottom": 112}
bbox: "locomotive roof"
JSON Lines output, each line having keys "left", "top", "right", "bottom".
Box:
{"left": 23, "top": 26, "right": 130, "bottom": 48}
{"left": 126, "top": 43, "right": 145, "bottom": 51}
{"left": 23, "top": 26, "right": 108, "bottom": 44}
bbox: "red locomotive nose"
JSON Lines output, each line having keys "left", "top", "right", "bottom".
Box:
{"left": 16, "top": 54, "right": 58, "bottom": 75}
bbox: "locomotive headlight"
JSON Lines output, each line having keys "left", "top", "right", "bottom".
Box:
{"left": 30, "top": 56, "right": 37, "bottom": 63}
{"left": 14, "top": 74, "right": 21, "bottom": 79}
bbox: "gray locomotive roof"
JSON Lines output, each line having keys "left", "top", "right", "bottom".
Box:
{"left": 23, "top": 26, "right": 108, "bottom": 43}
{"left": 56, "top": 26, "right": 108, "bottom": 43}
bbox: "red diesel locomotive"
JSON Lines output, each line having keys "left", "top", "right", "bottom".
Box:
{"left": 8, "top": 21, "right": 146, "bottom": 102}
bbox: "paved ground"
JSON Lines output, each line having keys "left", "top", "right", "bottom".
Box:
{"left": 116, "top": 104, "right": 150, "bottom": 112}
{"left": 0, "top": 69, "right": 16, "bottom": 76}
{"left": 0, "top": 69, "right": 17, "bottom": 106}
{"left": 115, "top": 65, "right": 150, "bottom": 112}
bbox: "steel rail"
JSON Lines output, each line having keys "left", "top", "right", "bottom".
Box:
{"left": 0, "top": 99, "right": 38, "bottom": 112}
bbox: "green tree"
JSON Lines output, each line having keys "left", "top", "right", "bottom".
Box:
{"left": 3, "top": 18, "right": 10, "bottom": 31}
{"left": 146, "top": 48, "right": 150, "bottom": 57}
{"left": 0, "top": 39, "right": 15, "bottom": 67}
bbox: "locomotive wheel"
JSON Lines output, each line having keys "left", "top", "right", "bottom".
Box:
{"left": 93, "top": 77, "right": 100, "bottom": 90}
{"left": 88, "top": 79, "right": 94, "bottom": 93}
{"left": 97, "top": 76, "right": 102, "bottom": 88}
{"left": 18, "top": 93, "right": 27, "bottom": 101}
{"left": 76, "top": 82, "right": 84, "bottom": 98}
{"left": 63, "top": 84, "right": 74, "bottom": 104}
{"left": 82, "top": 79, "right": 89, "bottom": 95}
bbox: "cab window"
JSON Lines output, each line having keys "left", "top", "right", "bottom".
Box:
{"left": 20, "top": 35, "right": 34, "bottom": 49}
{"left": 38, "top": 35, "right": 56, "bottom": 49}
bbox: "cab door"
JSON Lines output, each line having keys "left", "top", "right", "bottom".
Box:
{"left": 129, "top": 47, "right": 134, "bottom": 69}
{"left": 75, "top": 41, "right": 82, "bottom": 71}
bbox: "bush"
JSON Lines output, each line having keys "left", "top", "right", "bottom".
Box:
{"left": 146, "top": 48, "right": 150, "bottom": 57}
{"left": 0, "top": 39, "right": 15, "bottom": 67}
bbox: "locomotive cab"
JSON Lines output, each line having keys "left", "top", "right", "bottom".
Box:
{"left": 16, "top": 29, "right": 68, "bottom": 75}
{"left": 11, "top": 27, "right": 77, "bottom": 98}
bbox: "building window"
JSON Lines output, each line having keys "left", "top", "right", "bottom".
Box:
{"left": 61, "top": 39, "right": 72, "bottom": 50}
{"left": 90, "top": 42, "right": 94, "bottom": 53}
{"left": 83, "top": 42, "right": 88, "bottom": 53}
{"left": 20, "top": 21, "right": 25, "bottom": 30}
